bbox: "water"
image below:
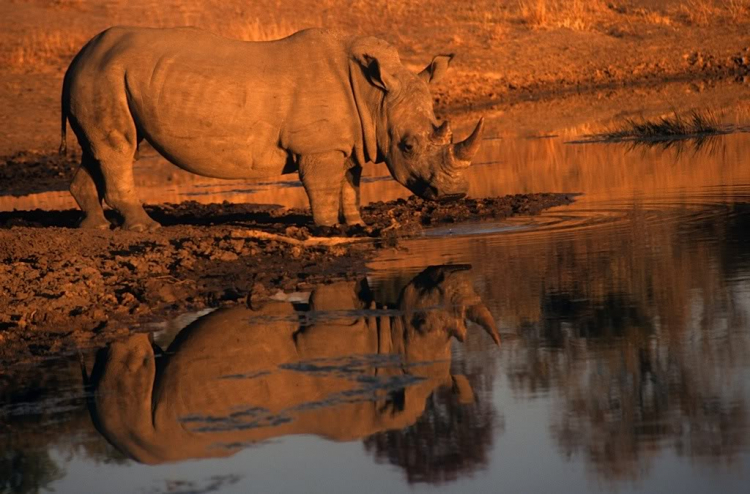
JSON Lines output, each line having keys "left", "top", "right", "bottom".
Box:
{"left": 3, "top": 118, "right": 750, "bottom": 493}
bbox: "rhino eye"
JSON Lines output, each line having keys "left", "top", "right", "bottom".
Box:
{"left": 400, "top": 137, "right": 416, "bottom": 155}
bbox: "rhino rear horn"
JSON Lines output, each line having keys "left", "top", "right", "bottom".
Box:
{"left": 433, "top": 121, "right": 453, "bottom": 145}
{"left": 467, "top": 303, "right": 500, "bottom": 346}
{"left": 451, "top": 118, "right": 485, "bottom": 167}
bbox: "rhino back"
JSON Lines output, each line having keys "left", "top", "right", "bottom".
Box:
{"left": 66, "top": 27, "right": 361, "bottom": 178}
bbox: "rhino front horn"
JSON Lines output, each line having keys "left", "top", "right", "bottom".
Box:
{"left": 467, "top": 303, "right": 500, "bottom": 346}
{"left": 451, "top": 117, "right": 485, "bottom": 167}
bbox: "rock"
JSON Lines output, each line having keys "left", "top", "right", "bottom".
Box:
{"left": 246, "top": 282, "right": 270, "bottom": 310}
{"left": 210, "top": 250, "right": 238, "bottom": 262}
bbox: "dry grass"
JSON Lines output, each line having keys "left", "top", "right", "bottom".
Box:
{"left": 1, "top": 30, "right": 89, "bottom": 72}
{"left": 1, "top": 0, "right": 749, "bottom": 75}
{"left": 517, "top": 0, "right": 606, "bottom": 31}
{"left": 679, "top": 0, "right": 718, "bottom": 25}
{"left": 481, "top": 9, "right": 509, "bottom": 42}
{"left": 725, "top": 0, "right": 750, "bottom": 22}
{"left": 215, "top": 18, "right": 304, "bottom": 42}
{"left": 633, "top": 8, "right": 673, "bottom": 26}
{"left": 610, "top": 110, "right": 721, "bottom": 139}
{"left": 124, "top": 2, "right": 318, "bottom": 41}
{"left": 50, "top": 0, "right": 84, "bottom": 9}
{"left": 516, "top": 0, "right": 750, "bottom": 30}
{"left": 0, "top": 2, "right": 321, "bottom": 73}
{"left": 675, "top": 0, "right": 750, "bottom": 25}
{"left": 579, "top": 110, "right": 732, "bottom": 154}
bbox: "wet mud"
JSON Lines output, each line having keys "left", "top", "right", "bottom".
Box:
{"left": 0, "top": 151, "right": 80, "bottom": 197}
{"left": 0, "top": 193, "right": 574, "bottom": 366}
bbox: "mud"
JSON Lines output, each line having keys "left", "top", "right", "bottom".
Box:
{"left": 0, "top": 193, "right": 573, "bottom": 366}
{"left": 0, "top": 151, "right": 80, "bottom": 196}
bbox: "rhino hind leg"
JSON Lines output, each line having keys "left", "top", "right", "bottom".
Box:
{"left": 299, "top": 152, "right": 347, "bottom": 226}
{"left": 95, "top": 138, "right": 160, "bottom": 232}
{"left": 339, "top": 165, "right": 364, "bottom": 225}
{"left": 69, "top": 88, "right": 159, "bottom": 232}
{"left": 70, "top": 154, "right": 109, "bottom": 230}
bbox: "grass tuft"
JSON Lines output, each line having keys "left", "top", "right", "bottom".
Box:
{"left": 517, "top": 0, "right": 605, "bottom": 31}
{"left": 1, "top": 30, "right": 89, "bottom": 72}
{"left": 601, "top": 110, "right": 723, "bottom": 140}
{"left": 574, "top": 110, "right": 734, "bottom": 155}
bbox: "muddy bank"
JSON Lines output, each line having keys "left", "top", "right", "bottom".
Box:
{"left": 0, "top": 193, "right": 574, "bottom": 366}
{"left": 0, "top": 151, "right": 80, "bottom": 197}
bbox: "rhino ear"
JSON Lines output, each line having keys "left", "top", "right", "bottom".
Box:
{"left": 352, "top": 37, "right": 402, "bottom": 93}
{"left": 418, "top": 54, "right": 454, "bottom": 84}
{"left": 359, "top": 54, "right": 400, "bottom": 93}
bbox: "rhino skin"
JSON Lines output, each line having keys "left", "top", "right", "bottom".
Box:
{"left": 60, "top": 27, "right": 485, "bottom": 230}
{"left": 84, "top": 265, "right": 499, "bottom": 464}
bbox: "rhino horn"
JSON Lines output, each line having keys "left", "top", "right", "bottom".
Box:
{"left": 450, "top": 118, "right": 484, "bottom": 168}
{"left": 433, "top": 120, "right": 453, "bottom": 145}
{"left": 467, "top": 303, "right": 500, "bottom": 346}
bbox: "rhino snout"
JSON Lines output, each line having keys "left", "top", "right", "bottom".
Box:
{"left": 435, "top": 192, "right": 466, "bottom": 202}
{"left": 407, "top": 176, "right": 468, "bottom": 202}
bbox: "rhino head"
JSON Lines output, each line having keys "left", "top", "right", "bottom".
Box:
{"left": 397, "top": 264, "right": 500, "bottom": 366}
{"left": 351, "top": 39, "right": 484, "bottom": 200}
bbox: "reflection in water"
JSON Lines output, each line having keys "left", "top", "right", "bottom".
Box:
{"left": 363, "top": 380, "right": 497, "bottom": 485}
{"left": 370, "top": 192, "right": 750, "bottom": 484}
{"left": 3, "top": 122, "right": 750, "bottom": 491}
{"left": 527, "top": 205, "right": 750, "bottom": 482}
{"left": 85, "top": 266, "right": 500, "bottom": 478}
{"left": 0, "top": 362, "right": 128, "bottom": 494}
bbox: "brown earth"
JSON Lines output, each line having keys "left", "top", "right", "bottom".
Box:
{"left": 0, "top": 193, "right": 574, "bottom": 366}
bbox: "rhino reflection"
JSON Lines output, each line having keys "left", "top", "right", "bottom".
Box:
{"left": 86, "top": 266, "right": 500, "bottom": 471}
{"left": 363, "top": 381, "right": 497, "bottom": 485}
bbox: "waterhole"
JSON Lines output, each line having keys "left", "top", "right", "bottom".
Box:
{"left": 3, "top": 117, "right": 750, "bottom": 494}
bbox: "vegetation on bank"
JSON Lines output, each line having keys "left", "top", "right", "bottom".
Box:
{"left": 578, "top": 109, "right": 734, "bottom": 151}
{"left": 605, "top": 110, "right": 724, "bottom": 139}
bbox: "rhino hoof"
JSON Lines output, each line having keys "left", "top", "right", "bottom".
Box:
{"left": 122, "top": 219, "right": 161, "bottom": 232}
{"left": 79, "top": 215, "right": 111, "bottom": 230}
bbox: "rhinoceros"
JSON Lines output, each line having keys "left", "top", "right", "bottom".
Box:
{"left": 60, "top": 27, "right": 485, "bottom": 230}
{"left": 85, "top": 266, "right": 499, "bottom": 463}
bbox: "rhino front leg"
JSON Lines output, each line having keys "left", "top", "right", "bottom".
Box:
{"left": 339, "top": 165, "right": 364, "bottom": 225}
{"left": 299, "top": 151, "right": 347, "bottom": 226}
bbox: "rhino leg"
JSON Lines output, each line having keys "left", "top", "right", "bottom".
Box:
{"left": 70, "top": 88, "right": 159, "bottom": 232}
{"left": 339, "top": 165, "right": 363, "bottom": 225}
{"left": 299, "top": 152, "right": 347, "bottom": 226}
{"left": 95, "top": 141, "right": 160, "bottom": 233}
{"left": 70, "top": 154, "right": 109, "bottom": 230}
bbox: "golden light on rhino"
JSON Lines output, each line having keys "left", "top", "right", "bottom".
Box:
{"left": 60, "top": 27, "right": 485, "bottom": 230}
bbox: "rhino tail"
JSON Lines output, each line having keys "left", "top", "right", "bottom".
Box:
{"left": 59, "top": 96, "right": 68, "bottom": 156}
